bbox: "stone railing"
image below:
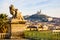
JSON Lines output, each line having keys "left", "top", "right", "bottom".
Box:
{"left": 0, "top": 33, "right": 10, "bottom": 39}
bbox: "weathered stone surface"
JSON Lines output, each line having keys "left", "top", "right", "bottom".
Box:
{"left": 11, "top": 24, "right": 26, "bottom": 38}
{"left": 9, "top": 4, "right": 26, "bottom": 23}
{"left": 11, "top": 24, "right": 26, "bottom": 32}
{"left": 9, "top": 5, "right": 27, "bottom": 38}
{"left": 11, "top": 18, "right": 26, "bottom": 24}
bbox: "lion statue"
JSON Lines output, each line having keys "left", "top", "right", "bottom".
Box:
{"left": 9, "top": 5, "right": 15, "bottom": 18}
{"left": 9, "top": 4, "right": 24, "bottom": 20}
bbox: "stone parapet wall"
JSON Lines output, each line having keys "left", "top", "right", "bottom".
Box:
{"left": 0, "top": 33, "right": 10, "bottom": 39}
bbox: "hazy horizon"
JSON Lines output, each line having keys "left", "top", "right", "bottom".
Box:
{"left": 0, "top": 0, "right": 60, "bottom": 17}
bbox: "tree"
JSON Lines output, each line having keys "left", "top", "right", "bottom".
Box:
{"left": 0, "top": 13, "right": 9, "bottom": 33}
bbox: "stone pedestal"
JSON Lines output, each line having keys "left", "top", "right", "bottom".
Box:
{"left": 11, "top": 18, "right": 26, "bottom": 23}
{"left": 10, "top": 19, "right": 26, "bottom": 38}
{"left": 11, "top": 23, "right": 26, "bottom": 38}
{"left": 9, "top": 5, "right": 27, "bottom": 39}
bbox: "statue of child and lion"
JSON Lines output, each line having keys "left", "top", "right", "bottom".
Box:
{"left": 9, "top": 5, "right": 26, "bottom": 23}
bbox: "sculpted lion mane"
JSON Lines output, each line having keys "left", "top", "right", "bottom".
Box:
{"left": 9, "top": 4, "right": 24, "bottom": 20}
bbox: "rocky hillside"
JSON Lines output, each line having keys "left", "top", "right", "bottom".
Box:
{"left": 24, "top": 11, "right": 51, "bottom": 22}
{"left": 24, "top": 10, "right": 60, "bottom": 24}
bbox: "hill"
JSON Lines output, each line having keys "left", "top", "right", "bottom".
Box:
{"left": 24, "top": 10, "right": 51, "bottom": 22}
{"left": 24, "top": 10, "right": 60, "bottom": 24}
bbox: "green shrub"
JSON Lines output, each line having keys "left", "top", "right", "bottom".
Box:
{"left": 24, "top": 31, "right": 60, "bottom": 40}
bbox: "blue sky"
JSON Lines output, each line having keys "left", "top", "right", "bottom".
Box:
{"left": 0, "top": 0, "right": 60, "bottom": 17}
